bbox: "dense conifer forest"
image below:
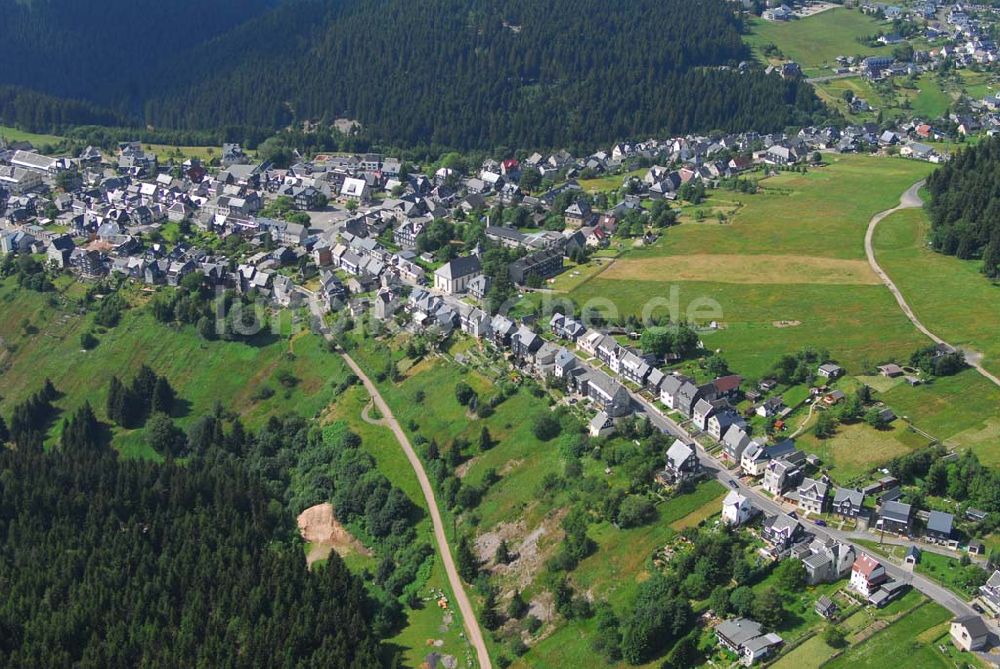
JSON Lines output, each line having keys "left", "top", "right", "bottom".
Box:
{"left": 925, "top": 136, "right": 1000, "bottom": 277}
{"left": 0, "top": 0, "right": 827, "bottom": 151}
{"left": 0, "top": 375, "right": 431, "bottom": 667}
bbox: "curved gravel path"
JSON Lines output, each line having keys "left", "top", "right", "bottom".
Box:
{"left": 864, "top": 180, "right": 1000, "bottom": 389}
{"left": 340, "top": 352, "right": 492, "bottom": 669}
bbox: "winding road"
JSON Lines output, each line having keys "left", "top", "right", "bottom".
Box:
{"left": 864, "top": 180, "right": 1000, "bottom": 389}
{"left": 304, "top": 294, "right": 491, "bottom": 669}
{"left": 340, "top": 354, "right": 492, "bottom": 669}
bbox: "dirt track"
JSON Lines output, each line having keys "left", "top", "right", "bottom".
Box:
{"left": 864, "top": 180, "right": 1000, "bottom": 389}
{"left": 340, "top": 352, "right": 492, "bottom": 669}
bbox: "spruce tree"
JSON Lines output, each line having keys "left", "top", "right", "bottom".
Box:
{"left": 151, "top": 376, "right": 175, "bottom": 416}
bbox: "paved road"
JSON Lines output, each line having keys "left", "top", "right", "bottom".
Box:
{"left": 565, "top": 348, "right": 990, "bottom": 628}
{"left": 864, "top": 180, "right": 1000, "bottom": 390}
{"left": 307, "top": 295, "right": 492, "bottom": 669}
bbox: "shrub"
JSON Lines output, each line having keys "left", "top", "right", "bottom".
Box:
{"left": 532, "top": 414, "right": 561, "bottom": 441}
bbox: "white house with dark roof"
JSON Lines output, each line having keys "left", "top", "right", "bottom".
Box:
{"left": 796, "top": 478, "right": 830, "bottom": 514}
{"left": 951, "top": 615, "right": 989, "bottom": 652}
{"left": 722, "top": 490, "right": 755, "bottom": 526}
{"left": 433, "top": 255, "right": 482, "bottom": 294}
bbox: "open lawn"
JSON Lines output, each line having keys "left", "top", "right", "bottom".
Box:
{"left": 915, "top": 551, "right": 989, "bottom": 599}
{"left": 565, "top": 155, "right": 934, "bottom": 378}
{"left": 912, "top": 74, "right": 953, "bottom": 119}
{"left": 572, "top": 279, "right": 927, "bottom": 379}
{"left": 0, "top": 124, "right": 65, "bottom": 148}
{"left": 883, "top": 370, "right": 1000, "bottom": 466}
{"left": 601, "top": 253, "right": 879, "bottom": 285}
{"left": 548, "top": 255, "right": 618, "bottom": 293}
{"left": 796, "top": 419, "right": 930, "bottom": 484}
{"left": 0, "top": 279, "right": 347, "bottom": 458}
{"left": 745, "top": 9, "right": 891, "bottom": 76}
{"left": 578, "top": 168, "right": 646, "bottom": 194}
{"left": 873, "top": 207, "right": 1000, "bottom": 379}
{"left": 771, "top": 634, "right": 837, "bottom": 669}
{"left": 825, "top": 602, "right": 953, "bottom": 669}
{"left": 319, "top": 386, "right": 472, "bottom": 668}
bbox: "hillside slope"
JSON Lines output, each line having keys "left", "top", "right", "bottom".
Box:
{"left": 0, "top": 0, "right": 827, "bottom": 150}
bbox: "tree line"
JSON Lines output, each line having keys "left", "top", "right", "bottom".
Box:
{"left": 925, "top": 135, "right": 1000, "bottom": 277}
{"left": 0, "top": 0, "right": 830, "bottom": 153}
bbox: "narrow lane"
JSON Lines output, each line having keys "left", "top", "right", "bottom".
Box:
{"left": 306, "top": 294, "right": 491, "bottom": 669}
{"left": 864, "top": 180, "right": 1000, "bottom": 389}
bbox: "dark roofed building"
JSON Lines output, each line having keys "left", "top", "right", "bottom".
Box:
{"left": 509, "top": 248, "right": 564, "bottom": 285}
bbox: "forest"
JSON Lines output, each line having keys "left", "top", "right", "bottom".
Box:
{"left": 0, "top": 0, "right": 829, "bottom": 152}
{"left": 0, "top": 445, "right": 383, "bottom": 668}
{"left": 925, "top": 135, "right": 1000, "bottom": 277}
{"left": 0, "top": 370, "right": 434, "bottom": 667}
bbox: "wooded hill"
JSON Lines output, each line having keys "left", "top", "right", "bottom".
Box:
{"left": 0, "top": 0, "right": 828, "bottom": 152}
{"left": 925, "top": 135, "right": 1000, "bottom": 277}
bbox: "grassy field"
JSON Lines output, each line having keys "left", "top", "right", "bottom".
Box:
{"left": 578, "top": 168, "right": 646, "bottom": 194}
{"left": 796, "top": 419, "right": 930, "bottom": 484}
{"left": 825, "top": 602, "right": 954, "bottom": 669}
{"left": 0, "top": 278, "right": 347, "bottom": 458}
{"left": 911, "top": 74, "right": 953, "bottom": 119}
{"left": 873, "top": 207, "right": 1000, "bottom": 378}
{"left": 915, "top": 552, "right": 979, "bottom": 598}
{"left": 320, "top": 385, "right": 472, "bottom": 668}
{"left": 0, "top": 124, "right": 65, "bottom": 148}
{"left": 565, "top": 155, "right": 934, "bottom": 378}
{"left": 744, "top": 9, "right": 891, "bottom": 76}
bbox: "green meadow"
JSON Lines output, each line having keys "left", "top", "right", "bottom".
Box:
{"left": 567, "top": 155, "right": 933, "bottom": 378}
{"left": 873, "top": 207, "right": 1000, "bottom": 378}
{"left": 0, "top": 124, "right": 65, "bottom": 148}
{"left": 745, "top": 9, "right": 891, "bottom": 76}
{"left": 0, "top": 278, "right": 347, "bottom": 458}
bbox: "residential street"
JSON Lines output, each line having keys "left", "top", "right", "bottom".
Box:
{"left": 565, "top": 347, "right": 995, "bottom": 634}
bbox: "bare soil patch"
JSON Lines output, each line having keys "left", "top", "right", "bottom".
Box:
{"left": 773, "top": 320, "right": 802, "bottom": 328}
{"left": 297, "top": 503, "right": 371, "bottom": 566}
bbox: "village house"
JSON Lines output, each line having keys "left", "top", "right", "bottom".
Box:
{"left": 951, "top": 616, "right": 989, "bottom": 652}
{"left": 656, "top": 439, "right": 702, "bottom": 486}
{"left": 577, "top": 369, "right": 631, "bottom": 417}
{"left": 722, "top": 490, "right": 755, "bottom": 527}
{"left": 979, "top": 570, "right": 1000, "bottom": 615}
{"left": 761, "top": 513, "right": 804, "bottom": 553}
{"left": 720, "top": 426, "right": 753, "bottom": 463}
{"left": 802, "top": 539, "right": 855, "bottom": 585}
{"left": 762, "top": 457, "right": 803, "bottom": 496}
{"left": 796, "top": 477, "right": 830, "bottom": 515}
{"left": 588, "top": 411, "right": 615, "bottom": 438}
{"left": 925, "top": 511, "right": 954, "bottom": 544}
{"left": 850, "top": 554, "right": 888, "bottom": 598}
{"left": 878, "top": 500, "right": 914, "bottom": 535}
{"left": 832, "top": 487, "right": 866, "bottom": 519}
{"left": 715, "top": 618, "right": 783, "bottom": 666}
